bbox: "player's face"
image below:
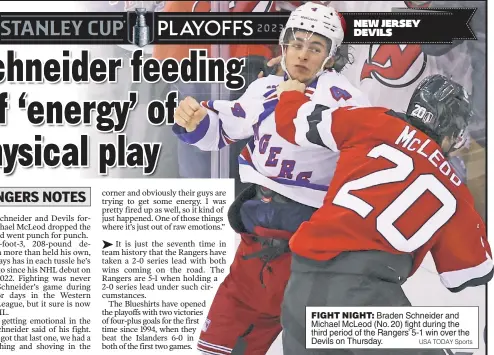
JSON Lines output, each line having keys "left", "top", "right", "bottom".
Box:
{"left": 285, "top": 31, "right": 330, "bottom": 84}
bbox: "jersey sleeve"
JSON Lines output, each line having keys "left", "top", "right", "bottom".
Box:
{"left": 343, "top": 87, "right": 371, "bottom": 108}
{"left": 327, "top": 75, "right": 372, "bottom": 109}
{"left": 275, "top": 91, "right": 386, "bottom": 150}
{"left": 431, "top": 195, "right": 493, "bottom": 293}
{"left": 172, "top": 80, "right": 266, "bottom": 151}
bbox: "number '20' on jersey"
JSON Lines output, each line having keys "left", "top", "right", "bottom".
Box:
{"left": 278, "top": 91, "right": 492, "bottom": 293}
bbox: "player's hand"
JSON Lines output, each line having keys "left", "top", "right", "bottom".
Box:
{"left": 267, "top": 56, "right": 282, "bottom": 69}
{"left": 174, "top": 96, "right": 208, "bottom": 133}
{"left": 258, "top": 55, "right": 284, "bottom": 78}
{"left": 276, "top": 79, "right": 306, "bottom": 98}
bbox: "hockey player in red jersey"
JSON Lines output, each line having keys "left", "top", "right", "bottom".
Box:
{"left": 173, "top": 3, "right": 371, "bottom": 354}
{"left": 278, "top": 75, "right": 492, "bottom": 354}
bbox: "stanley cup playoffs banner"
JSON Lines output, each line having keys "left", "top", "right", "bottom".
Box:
{"left": 0, "top": 8, "right": 477, "bottom": 45}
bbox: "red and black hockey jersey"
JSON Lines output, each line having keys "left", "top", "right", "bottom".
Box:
{"left": 278, "top": 91, "right": 492, "bottom": 293}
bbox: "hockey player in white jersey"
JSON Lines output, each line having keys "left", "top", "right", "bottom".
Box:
{"left": 173, "top": 3, "right": 370, "bottom": 354}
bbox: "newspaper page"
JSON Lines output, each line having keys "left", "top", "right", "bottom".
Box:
{"left": 0, "top": 1, "right": 489, "bottom": 355}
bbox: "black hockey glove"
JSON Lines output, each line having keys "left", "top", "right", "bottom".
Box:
{"left": 230, "top": 55, "right": 270, "bottom": 100}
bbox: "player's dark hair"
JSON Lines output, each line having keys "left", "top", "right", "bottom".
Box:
{"left": 332, "top": 45, "right": 354, "bottom": 73}
{"left": 281, "top": 27, "right": 332, "bottom": 55}
{"left": 281, "top": 28, "right": 353, "bottom": 74}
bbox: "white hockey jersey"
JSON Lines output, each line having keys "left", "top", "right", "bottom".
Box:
{"left": 173, "top": 71, "right": 371, "bottom": 208}
{"left": 330, "top": 1, "right": 473, "bottom": 112}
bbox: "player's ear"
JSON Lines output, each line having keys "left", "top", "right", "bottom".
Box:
{"left": 325, "top": 57, "right": 335, "bottom": 69}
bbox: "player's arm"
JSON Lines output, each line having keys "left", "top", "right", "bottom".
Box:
{"left": 172, "top": 83, "right": 263, "bottom": 151}
{"left": 329, "top": 75, "right": 372, "bottom": 108}
{"left": 275, "top": 86, "right": 382, "bottom": 149}
{"left": 430, "top": 197, "right": 493, "bottom": 293}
